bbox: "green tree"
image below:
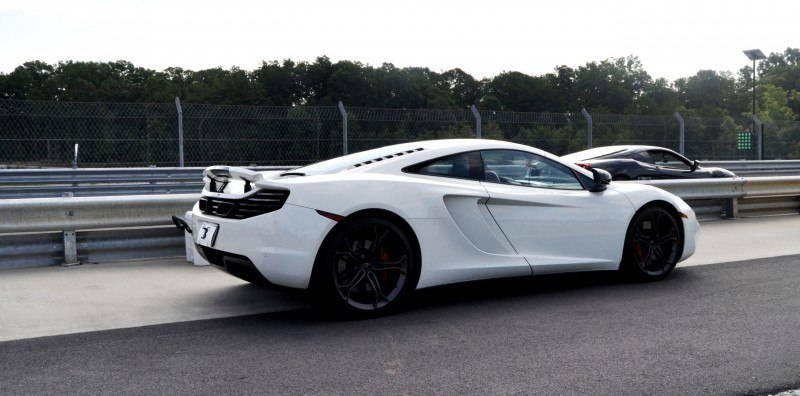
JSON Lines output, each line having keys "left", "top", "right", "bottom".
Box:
{"left": 544, "top": 65, "right": 577, "bottom": 112}
{"left": 633, "top": 78, "right": 680, "bottom": 115}
{"left": 325, "top": 60, "right": 378, "bottom": 106}
{"left": 48, "top": 60, "right": 154, "bottom": 102}
{"left": 435, "top": 68, "right": 482, "bottom": 108}
{"left": 675, "top": 70, "right": 736, "bottom": 117}
{"left": 141, "top": 67, "right": 186, "bottom": 102}
{"left": 253, "top": 60, "right": 298, "bottom": 106}
{"left": 296, "top": 56, "right": 335, "bottom": 105}
{"left": 0, "top": 60, "right": 56, "bottom": 100}
{"left": 759, "top": 47, "right": 800, "bottom": 118}
{"left": 484, "top": 71, "right": 557, "bottom": 112}
{"left": 758, "top": 84, "right": 795, "bottom": 121}
{"left": 574, "top": 56, "right": 652, "bottom": 113}
{"left": 183, "top": 67, "right": 260, "bottom": 105}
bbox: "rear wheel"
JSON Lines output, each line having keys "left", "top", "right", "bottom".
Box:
{"left": 318, "top": 217, "right": 417, "bottom": 316}
{"left": 622, "top": 207, "right": 682, "bottom": 281}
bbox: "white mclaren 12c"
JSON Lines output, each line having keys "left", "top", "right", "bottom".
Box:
{"left": 179, "top": 139, "right": 699, "bottom": 315}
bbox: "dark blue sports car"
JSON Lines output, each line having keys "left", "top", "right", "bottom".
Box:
{"left": 562, "top": 146, "right": 736, "bottom": 181}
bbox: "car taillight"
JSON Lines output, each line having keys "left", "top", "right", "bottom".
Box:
{"left": 579, "top": 163, "right": 592, "bottom": 170}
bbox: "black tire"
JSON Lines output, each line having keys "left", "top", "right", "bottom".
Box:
{"left": 621, "top": 206, "right": 682, "bottom": 281}
{"left": 317, "top": 217, "right": 417, "bottom": 316}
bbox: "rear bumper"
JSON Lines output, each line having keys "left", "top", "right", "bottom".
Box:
{"left": 191, "top": 202, "right": 337, "bottom": 289}
{"left": 195, "top": 246, "right": 275, "bottom": 287}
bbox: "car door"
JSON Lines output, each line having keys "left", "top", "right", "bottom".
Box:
{"left": 480, "top": 150, "right": 633, "bottom": 274}
{"left": 406, "top": 150, "right": 533, "bottom": 284}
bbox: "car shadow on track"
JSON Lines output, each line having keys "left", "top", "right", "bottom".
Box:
{"left": 245, "top": 267, "right": 696, "bottom": 323}
{"left": 405, "top": 268, "right": 692, "bottom": 312}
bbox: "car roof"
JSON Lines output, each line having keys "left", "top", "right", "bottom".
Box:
{"left": 284, "top": 139, "right": 576, "bottom": 176}
{"left": 562, "top": 145, "right": 673, "bottom": 161}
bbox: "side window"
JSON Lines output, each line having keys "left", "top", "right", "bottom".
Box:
{"left": 633, "top": 151, "right": 655, "bottom": 164}
{"left": 410, "top": 151, "right": 485, "bottom": 181}
{"left": 481, "top": 150, "right": 584, "bottom": 190}
{"left": 648, "top": 150, "right": 691, "bottom": 170}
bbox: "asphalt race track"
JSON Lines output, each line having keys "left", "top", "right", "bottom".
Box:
{"left": 1, "top": 218, "right": 799, "bottom": 395}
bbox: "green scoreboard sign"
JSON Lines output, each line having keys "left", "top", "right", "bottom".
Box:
{"left": 737, "top": 128, "right": 753, "bottom": 150}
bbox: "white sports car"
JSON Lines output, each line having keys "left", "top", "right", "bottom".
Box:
{"left": 184, "top": 139, "right": 699, "bottom": 315}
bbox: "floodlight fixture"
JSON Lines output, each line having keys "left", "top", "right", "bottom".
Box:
{"left": 743, "top": 49, "right": 766, "bottom": 61}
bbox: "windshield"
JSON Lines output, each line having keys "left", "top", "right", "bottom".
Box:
{"left": 283, "top": 142, "right": 424, "bottom": 176}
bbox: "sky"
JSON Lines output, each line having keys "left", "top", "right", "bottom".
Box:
{"left": 0, "top": 0, "right": 797, "bottom": 82}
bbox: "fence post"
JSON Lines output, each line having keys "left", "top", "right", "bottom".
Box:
{"left": 71, "top": 143, "right": 79, "bottom": 169}
{"left": 674, "top": 112, "right": 685, "bottom": 155}
{"left": 581, "top": 108, "right": 592, "bottom": 148}
{"left": 338, "top": 101, "right": 348, "bottom": 155}
{"left": 470, "top": 105, "right": 481, "bottom": 139}
{"left": 752, "top": 115, "right": 763, "bottom": 160}
{"left": 175, "top": 97, "right": 184, "bottom": 167}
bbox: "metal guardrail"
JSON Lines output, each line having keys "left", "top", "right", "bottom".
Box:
{"left": 1, "top": 176, "right": 799, "bottom": 270}
{"left": 703, "top": 160, "right": 800, "bottom": 177}
{"left": 0, "top": 194, "right": 198, "bottom": 268}
{"left": 0, "top": 194, "right": 199, "bottom": 234}
{"left": 0, "top": 162, "right": 797, "bottom": 200}
{"left": 632, "top": 176, "right": 800, "bottom": 220}
{"left": 0, "top": 167, "right": 294, "bottom": 199}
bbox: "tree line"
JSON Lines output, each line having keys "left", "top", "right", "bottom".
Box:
{"left": 1, "top": 49, "right": 799, "bottom": 121}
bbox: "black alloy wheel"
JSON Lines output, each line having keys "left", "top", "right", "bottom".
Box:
{"left": 320, "top": 217, "right": 416, "bottom": 315}
{"left": 623, "top": 206, "right": 682, "bottom": 281}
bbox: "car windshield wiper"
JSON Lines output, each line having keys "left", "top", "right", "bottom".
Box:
{"left": 280, "top": 172, "right": 306, "bottom": 177}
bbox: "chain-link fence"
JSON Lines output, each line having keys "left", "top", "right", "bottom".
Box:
{"left": 480, "top": 110, "right": 587, "bottom": 155}
{"left": 1, "top": 98, "right": 799, "bottom": 167}
{"left": 0, "top": 100, "right": 177, "bottom": 167}
{"left": 181, "top": 104, "right": 342, "bottom": 167}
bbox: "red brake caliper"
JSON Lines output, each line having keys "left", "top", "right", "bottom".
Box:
{"left": 380, "top": 246, "right": 390, "bottom": 282}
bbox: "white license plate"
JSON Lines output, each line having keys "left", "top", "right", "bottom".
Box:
{"left": 196, "top": 221, "right": 219, "bottom": 247}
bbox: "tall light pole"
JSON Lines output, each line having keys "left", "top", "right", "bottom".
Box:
{"left": 743, "top": 49, "right": 766, "bottom": 116}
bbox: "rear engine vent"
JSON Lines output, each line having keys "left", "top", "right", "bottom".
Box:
{"left": 199, "top": 189, "right": 289, "bottom": 219}
{"left": 350, "top": 147, "right": 425, "bottom": 169}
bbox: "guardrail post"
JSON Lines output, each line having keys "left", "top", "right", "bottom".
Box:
{"left": 470, "top": 105, "right": 482, "bottom": 139}
{"left": 338, "top": 101, "right": 348, "bottom": 155}
{"left": 175, "top": 97, "right": 185, "bottom": 167}
{"left": 61, "top": 192, "right": 81, "bottom": 266}
{"left": 724, "top": 198, "right": 739, "bottom": 219}
{"left": 752, "top": 115, "right": 763, "bottom": 160}
{"left": 581, "top": 108, "right": 593, "bottom": 149}
{"left": 63, "top": 230, "right": 79, "bottom": 266}
{"left": 674, "top": 112, "right": 685, "bottom": 155}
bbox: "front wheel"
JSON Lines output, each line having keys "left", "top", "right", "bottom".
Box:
{"left": 317, "top": 217, "right": 417, "bottom": 316}
{"left": 621, "top": 207, "right": 682, "bottom": 281}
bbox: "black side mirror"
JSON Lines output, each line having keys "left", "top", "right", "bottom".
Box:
{"left": 690, "top": 160, "right": 699, "bottom": 172}
{"left": 589, "top": 168, "right": 612, "bottom": 192}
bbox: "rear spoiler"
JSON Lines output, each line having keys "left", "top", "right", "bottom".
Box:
{"left": 203, "top": 166, "right": 264, "bottom": 193}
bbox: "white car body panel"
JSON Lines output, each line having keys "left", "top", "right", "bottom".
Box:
{"left": 192, "top": 202, "right": 333, "bottom": 289}
{"left": 190, "top": 139, "right": 700, "bottom": 291}
{"left": 482, "top": 182, "right": 633, "bottom": 272}
{"left": 606, "top": 181, "right": 699, "bottom": 261}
